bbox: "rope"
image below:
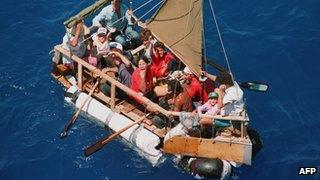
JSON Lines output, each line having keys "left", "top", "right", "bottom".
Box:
{"left": 78, "top": 0, "right": 156, "bottom": 45}
{"left": 110, "top": 0, "right": 154, "bottom": 26}
{"left": 208, "top": 0, "right": 235, "bottom": 82}
{"left": 135, "top": 0, "right": 164, "bottom": 20}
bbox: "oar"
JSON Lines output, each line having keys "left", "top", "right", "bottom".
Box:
{"left": 206, "top": 59, "right": 269, "bottom": 92}
{"left": 84, "top": 113, "right": 150, "bottom": 157}
{"left": 239, "top": 81, "right": 268, "bottom": 92}
{"left": 60, "top": 81, "right": 100, "bottom": 138}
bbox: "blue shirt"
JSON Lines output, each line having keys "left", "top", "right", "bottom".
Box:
{"left": 92, "top": 3, "right": 133, "bottom": 32}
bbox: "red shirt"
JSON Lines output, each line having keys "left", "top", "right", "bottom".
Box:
{"left": 150, "top": 52, "right": 175, "bottom": 78}
{"left": 131, "top": 67, "right": 154, "bottom": 95}
{"left": 186, "top": 76, "right": 209, "bottom": 102}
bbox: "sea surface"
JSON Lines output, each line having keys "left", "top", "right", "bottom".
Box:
{"left": 0, "top": 0, "right": 319, "bottom": 179}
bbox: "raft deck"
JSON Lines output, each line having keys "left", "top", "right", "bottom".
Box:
{"left": 52, "top": 44, "right": 253, "bottom": 165}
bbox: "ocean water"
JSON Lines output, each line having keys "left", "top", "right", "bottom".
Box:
{"left": 0, "top": 0, "right": 319, "bottom": 179}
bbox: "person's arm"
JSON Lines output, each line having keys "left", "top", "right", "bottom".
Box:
{"left": 108, "top": 51, "right": 131, "bottom": 67}
{"left": 215, "top": 87, "right": 224, "bottom": 109}
{"left": 102, "top": 67, "right": 118, "bottom": 73}
{"left": 106, "top": 27, "right": 115, "bottom": 40}
{"left": 92, "top": 7, "right": 108, "bottom": 27}
{"left": 126, "top": 7, "right": 146, "bottom": 28}
{"left": 173, "top": 96, "right": 183, "bottom": 112}
{"left": 203, "top": 71, "right": 217, "bottom": 81}
{"left": 69, "top": 21, "right": 83, "bottom": 47}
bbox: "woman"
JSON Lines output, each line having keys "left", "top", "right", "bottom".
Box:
{"left": 130, "top": 56, "right": 154, "bottom": 102}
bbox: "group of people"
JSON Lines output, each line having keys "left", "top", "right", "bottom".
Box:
{"left": 52, "top": 0, "right": 245, "bottom": 135}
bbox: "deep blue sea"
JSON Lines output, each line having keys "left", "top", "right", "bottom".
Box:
{"left": 0, "top": 0, "right": 319, "bottom": 179}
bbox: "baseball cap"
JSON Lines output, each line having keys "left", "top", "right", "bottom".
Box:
{"left": 109, "top": 42, "right": 123, "bottom": 51}
{"left": 208, "top": 92, "right": 219, "bottom": 99}
{"left": 97, "top": 27, "right": 107, "bottom": 35}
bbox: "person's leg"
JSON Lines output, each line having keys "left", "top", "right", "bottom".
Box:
{"left": 114, "top": 34, "right": 130, "bottom": 50}
{"left": 125, "top": 26, "right": 140, "bottom": 48}
{"left": 100, "top": 83, "right": 111, "bottom": 96}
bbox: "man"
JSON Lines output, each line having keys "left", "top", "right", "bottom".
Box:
{"left": 92, "top": 0, "right": 141, "bottom": 49}
{"left": 204, "top": 71, "right": 244, "bottom": 116}
{"left": 100, "top": 42, "right": 133, "bottom": 96}
{"left": 150, "top": 42, "right": 178, "bottom": 79}
{"left": 182, "top": 67, "right": 209, "bottom": 107}
{"left": 60, "top": 21, "right": 88, "bottom": 70}
{"left": 151, "top": 79, "right": 194, "bottom": 128}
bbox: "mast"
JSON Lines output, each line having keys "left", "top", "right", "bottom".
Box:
{"left": 201, "top": 0, "right": 205, "bottom": 104}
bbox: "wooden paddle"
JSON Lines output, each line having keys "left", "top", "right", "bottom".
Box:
{"left": 84, "top": 113, "right": 150, "bottom": 157}
{"left": 60, "top": 81, "right": 100, "bottom": 138}
{"left": 206, "top": 59, "right": 269, "bottom": 92}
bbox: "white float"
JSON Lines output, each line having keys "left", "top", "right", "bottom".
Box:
{"left": 65, "top": 85, "right": 163, "bottom": 166}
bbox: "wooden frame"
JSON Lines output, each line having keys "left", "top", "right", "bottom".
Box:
{"left": 52, "top": 45, "right": 253, "bottom": 164}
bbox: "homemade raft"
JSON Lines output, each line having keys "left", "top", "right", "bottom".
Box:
{"left": 51, "top": 0, "right": 265, "bottom": 178}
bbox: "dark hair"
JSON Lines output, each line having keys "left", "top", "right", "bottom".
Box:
{"left": 154, "top": 41, "right": 165, "bottom": 49}
{"left": 140, "top": 28, "right": 152, "bottom": 42}
{"left": 138, "top": 55, "right": 150, "bottom": 64}
{"left": 216, "top": 71, "right": 234, "bottom": 86}
{"left": 167, "top": 79, "right": 183, "bottom": 94}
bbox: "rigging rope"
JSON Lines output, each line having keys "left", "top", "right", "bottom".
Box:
{"left": 78, "top": 0, "right": 156, "bottom": 44}
{"left": 201, "top": 2, "right": 207, "bottom": 73}
{"left": 136, "top": 0, "right": 164, "bottom": 20}
{"left": 208, "top": 0, "right": 235, "bottom": 82}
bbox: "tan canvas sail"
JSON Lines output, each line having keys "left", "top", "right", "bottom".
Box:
{"left": 147, "top": 0, "right": 203, "bottom": 76}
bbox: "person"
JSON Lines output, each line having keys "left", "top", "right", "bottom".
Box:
{"left": 151, "top": 79, "right": 194, "bottom": 129}
{"left": 203, "top": 71, "right": 244, "bottom": 116}
{"left": 182, "top": 67, "right": 209, "bottom": 107}
{"left": 130, "top": 56, "right": 154, "bottom": 101}
{"left": 100, "top": 42, "right": 133, "bottom": 97}
{"left": 92, "top": 27, "right": 112, "bottom": 57}
{"left": 60, "top": 21, "right": 88, "bottom": 70}
{"left": 150, "top": 42, "right": 178, "bottom": 79}
{"left": 167, "top": 80, "right": 194, "bottom": 112}
{"left": 197, "top": 92, "right": 220, "bottom": 125}
{"left": 92, "top": 0, "right": 141, "bottom": 49}
{"left": 140, "top": 28, "right": 156, "bottom": 60}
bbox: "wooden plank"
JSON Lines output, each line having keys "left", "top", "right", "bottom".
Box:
{"left": 77, "top": 63, "right": 83, "bottom": 90}
{"left": 163, "top": 136, "right": 252, "bottom": 165}
{"left": 51, "top": 73, "right": 72, "bottom": 89}
{"left": 122, "top": 101, "right": 135, "bottom": 113}
{"left": 110, "top": 83, "right": 116, "bottom": 109}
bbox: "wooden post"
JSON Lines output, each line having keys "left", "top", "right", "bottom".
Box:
{"left": 110, "top": 83, "right": 116, "bottom": 109}
{"left": 78, "top": 63, "right": 83, "bottom": 91}
{"left": 241, "top": 122, "right": 244, "bottom": 138}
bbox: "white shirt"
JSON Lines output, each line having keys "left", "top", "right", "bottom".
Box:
{"left": 222, "top": 82, "right": 244, "bottom": 115}
{"left": 61, "top": 30, "right": 86, "bottom": 64}
{"left": 92, "top": 4, "right": 132, "bottom": 31}
{"left": 92, "top": 34, "right": 110, "bottom": 55}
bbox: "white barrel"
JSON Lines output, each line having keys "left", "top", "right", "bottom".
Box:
{"left": 65, "top": 86, "right": 163, "bottom": 165}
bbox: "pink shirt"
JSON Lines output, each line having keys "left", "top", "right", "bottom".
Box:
{"left": 197, "top": 102, "right": 220, "bottom": 116}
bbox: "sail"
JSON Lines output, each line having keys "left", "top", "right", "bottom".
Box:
{"left": 147, "top": 0, "right": 203, "bottom": 76}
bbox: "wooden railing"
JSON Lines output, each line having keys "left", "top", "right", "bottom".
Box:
{"left": 54, "top": 45, "right": 249, "bottom": 137}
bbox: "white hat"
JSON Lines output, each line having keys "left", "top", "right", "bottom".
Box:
{"left": 109, "top": 42, "right": 123, "bottom": 51}
{"left": 97, "top": 27, "right": 107, "bottom": 35}
{"left": 183, "top": 67, "right": 192, "bottom": 75}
